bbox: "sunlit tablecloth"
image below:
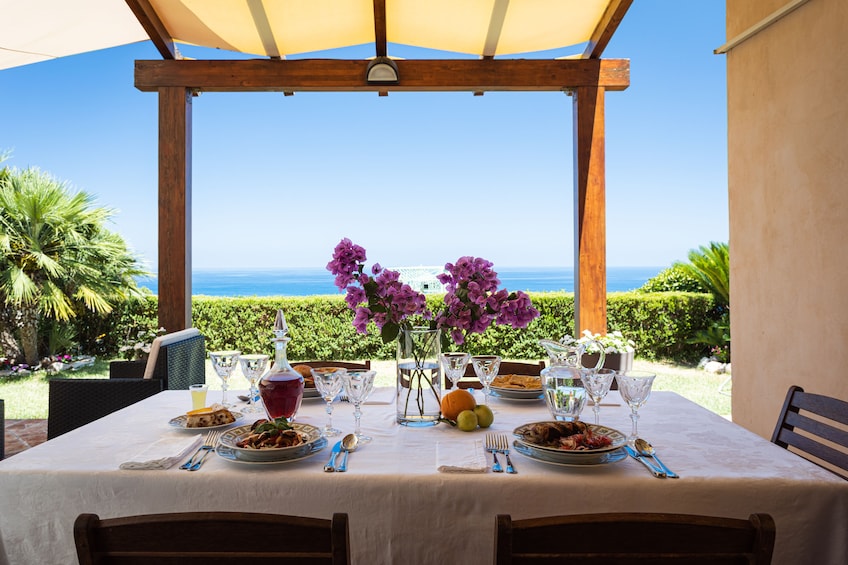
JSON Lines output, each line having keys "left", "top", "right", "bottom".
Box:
{"left": 0, "top": 389, "right": 845, "bottom": 565}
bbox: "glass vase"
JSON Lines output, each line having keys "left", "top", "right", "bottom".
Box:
{"left": 396, "top": 327, "right": 442, "bottom": 426}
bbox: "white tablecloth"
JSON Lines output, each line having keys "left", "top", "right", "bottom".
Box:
{"left": 1, "top": 389, "right": 846, "bottom": 565}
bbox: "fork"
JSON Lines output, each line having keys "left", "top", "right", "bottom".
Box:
{"left": 485, "top": 433, "right": 503, "bottom": 473}
{"left": 181, "top": 430, "right": 221, "bottom": 471}
{"left": 496, "top": 434, "right": 517, "bottom": 474}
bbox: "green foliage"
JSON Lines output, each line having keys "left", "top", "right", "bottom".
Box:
{"left": 69, "top": 291, "right": 716, "bottom": 364}
{"left": 638, "top": 265, "right": 704, "bottom": 293}
{"left": 687, "top": 312, "right": 730, "bottom": 362}
{"left": 675, "top": 242, "right": 730, "bottom": 309}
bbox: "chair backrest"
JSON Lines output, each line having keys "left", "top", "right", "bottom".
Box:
{"left": 451, "top": 360, "right": 546, "bottom": 390}
{"left": 495, "top": 512, "right": 775, "bottom": 565}
{"left": 771, "top": 385, "right": 848, "bottom": 479}
{"left": 74, "top": 511, "right": 350, "bottom": 564}
{"left": 143, "top": 328, "right": 206, "bottom": 390}
{"left": 292, "top": 360, "right": 371, "bottom": 371}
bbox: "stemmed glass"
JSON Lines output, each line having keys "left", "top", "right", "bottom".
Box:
{"left": 312, "top": 367, "right": 346, "bottom": 437}
{"left": 342, "top": 370, "right": 376, "bottom": 443}
{"left": 209, "top": 350, "right": 241, "bottom": 407}
{"left": 238, "top": 354, "right": 268, "bottom": 413}
{"left": 440, "top": 352, "right": 471, "bottom": 391}
{"left": 616, "top": 370, "right": 656, "bottom": 443}
{"left": 582, "top": 368, "right": 616, "bottom": 425}
{"left": 471, "top": 355, "right": 501, "bottom": 406}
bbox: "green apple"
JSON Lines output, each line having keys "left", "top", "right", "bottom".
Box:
{"left": 456, "top": 409, "right": 478, "bottom": 431}
{"left": 473, "top": 404, "right": 494, "bottom": 428}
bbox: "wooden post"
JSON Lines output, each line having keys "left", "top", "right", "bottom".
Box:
{"left": 573, "top": 86, "right": 607, "bottom": 335}
{"left": 157, "top": 87, "right": 192, "bottom": 332}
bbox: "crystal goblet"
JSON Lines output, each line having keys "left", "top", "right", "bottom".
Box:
{"left": 471, "top": 355, "right": 501, "bottom": 406}
{"left": 342, "top": 370, "right": 376, "bottom": 443}
{"left": 616, "top": 370, "right": 656, "bottom": 444}
{"left": 582, "top": 368, "right": 616, "bottom": 425}
{"left": 238, "top": 354, "right": 268, "bottom": 413}
{"left": 311, "top": 367, "right": 346, "bottom": 437}
{"left": 209, "top": 350, "right": 241, "bottom": 407}
{"left": 440, "top": 352, "right": 471, "bottom": 390}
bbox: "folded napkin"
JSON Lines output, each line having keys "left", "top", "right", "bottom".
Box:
{"left": 119, "top": 434, "right": 203, "bottom": 470}
{"left": 364, "top": 387, "right": 395, "bottom": 405}
{"left": 436, "top": 439, "right": 488, "bottom": 473}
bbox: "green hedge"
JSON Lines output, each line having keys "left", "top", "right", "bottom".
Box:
{"left": 71, "top": 292, "right": 716, "bottom": 363}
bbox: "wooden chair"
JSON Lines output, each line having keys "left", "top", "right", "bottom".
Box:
{"left": 771, "top": 385, "right": 848, "bottom": 479}
{"left": 47, "top": 329, "right": 207, "bottom": 439}
{"left": 447, "top": 360, "right": 545, "bottom": 390}
{"left": 495, "top": 512, "right": 775, "bottom": 565}
{"left": 74, "top": 511, "right": 350, "bottom": 564}
{"left": 291, "top": 360, "right": 371, "bottom": 371}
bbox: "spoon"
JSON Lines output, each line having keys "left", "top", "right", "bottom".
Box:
{"left": 336, "top": 433, "right": 358, "bottom": 473}
{"left": 635, "top": 438, "right": 679, "bottom": 479}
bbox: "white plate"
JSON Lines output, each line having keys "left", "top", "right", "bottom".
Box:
{"left": 512, "top": 422, "right": 627, "bottom": 455}
{"left": 219, "top": 422, "right": 323, "bottom": 462}
{"left": 490, "top": 388, "right": 544, "bottom": 401}
{"left": 513, "top": 441, "right": 627, "bottom": 466}
{"left": 168, "top": 410, "right": 243, "bottom": 430}
{"left": 216, "top": 437, "right": 327, "bottom": 465}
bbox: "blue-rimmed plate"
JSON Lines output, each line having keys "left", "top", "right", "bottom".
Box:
{"left": 513, "top": 422, "right": 627, "bottom": 455}
{"left": 513, "top": 441, "right": 626, "bottom": 466}
{"left": 219, "top": 422, "right": 322, "bottom": 462}
{"left": 168, "top": 410, "right": 243, "bottom": 430}
{"left": 216, "top": 437, "right": 327, "bottom": 465}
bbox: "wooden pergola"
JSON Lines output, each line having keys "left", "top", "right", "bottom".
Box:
{"left": 125, "top": 0, "right": 632, "bottom": 335}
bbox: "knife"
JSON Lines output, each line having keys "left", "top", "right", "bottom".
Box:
{"left": 624, "top": 446, "right": 666, "bottom": 478}
{"left": 324, "top": 441, "right": 342, "bottom": 472}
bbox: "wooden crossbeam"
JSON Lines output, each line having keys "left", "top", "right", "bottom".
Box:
{"left": 135, "top": 58, "right": 630, "bottom": 92}
{"left": 583, "top": 0, "right": 633, "bottom": 59}
{"left": 125, "top": 0, "right": 178, "bottom": 60}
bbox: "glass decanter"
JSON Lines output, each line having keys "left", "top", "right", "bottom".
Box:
{"left": 258, "top": 309, "right": 304, "bottom": 421}
{"left": 539, "top": 337, "right": 604, "bottom": 422}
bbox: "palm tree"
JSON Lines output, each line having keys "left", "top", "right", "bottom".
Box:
{"left": 676, "top": 242, "right": 730, "bottom": 360}
{"left": 0, "top": 167, "right": 148, "bottom": 364}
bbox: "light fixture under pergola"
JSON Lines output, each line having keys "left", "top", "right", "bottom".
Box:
{"left": 118, "top": 0, "right": 633, "bottom": 336}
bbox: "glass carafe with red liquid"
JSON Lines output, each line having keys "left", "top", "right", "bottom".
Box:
{"left": 258, "top": 309, "right": 304, "bottom": 421}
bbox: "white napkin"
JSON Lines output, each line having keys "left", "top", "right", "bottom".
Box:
{"left": 364, "top": 387, "right": 395, "bottom": 405}
{"left": 436, "top": 440, "right": 488, "bottom": 473}
{"left": 119, "top": 434, "right": 203, "bottom": 470}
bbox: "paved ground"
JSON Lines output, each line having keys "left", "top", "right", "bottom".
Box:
{"left": 3, "top": 419, "right": 47, "bottom": 459}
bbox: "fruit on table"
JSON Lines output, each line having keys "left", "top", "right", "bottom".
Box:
{"left": 456, "top": 410, "right": 478, "bottom": 432}
{"left": 473, "top": 405, "right": 494, "bottom": 428}
{"left": 440, "top": 389, "right": 476, "bottom": 421}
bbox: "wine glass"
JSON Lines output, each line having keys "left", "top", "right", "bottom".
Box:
{"left": 238, "top": 354, "right": 268, "bottom": 413}
{"left": 209, "top": 350, "right": 241, "bottom": 407}
{"left": 471, "top": 355, "right": 501, "bottom": 406}
{"left": 440, "top": 352, "right": 470, "bottom": 390}
{"left": 616, "top": 370, "right": 656, "bottom": 443}
{"left": 582, "top": 368, "right": 616, "bottom": 425}
{"left": 311, "top": 367, "right": 346, "bottom": 437}
{"left": 342, "top": 370, "right": 376, "bottom": 443}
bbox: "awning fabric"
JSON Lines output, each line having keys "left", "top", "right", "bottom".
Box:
{"left": 0, "top": 0, "right": 614, "bottom": 70}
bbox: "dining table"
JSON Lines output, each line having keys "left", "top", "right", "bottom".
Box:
{"left": 0, "top": 387, "right": 846, "bottom": 565}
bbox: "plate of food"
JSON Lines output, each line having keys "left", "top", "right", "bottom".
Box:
{"left": 218, "top": 419, "right": 323, "bottom": 462}
{"left": 513, "top": 441, "right": 627, "bottom": 467}
{"left": 169, "top": 404, "right": 243, "bottom": 430}
{"left": 489, "top": 374, "right": 544, "bottom": 400}
{"left": 513, "top": 421, "right": 627, "bottom": 456}
{"left": 216, "top": 437, "right": 327, "bottom": 465}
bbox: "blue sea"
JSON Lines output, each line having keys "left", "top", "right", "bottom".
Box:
{"left": 137, "top": 266, "right": 664, "bottom": 297}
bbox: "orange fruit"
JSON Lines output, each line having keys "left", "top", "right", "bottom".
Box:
{"left": 441, "top": 389, "right": 477, "bottom": 421}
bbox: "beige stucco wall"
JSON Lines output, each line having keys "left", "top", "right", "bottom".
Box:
{"left": 727, "top": 0, "right": 848, "bottom": 438}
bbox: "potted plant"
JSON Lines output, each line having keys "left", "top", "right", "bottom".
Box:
{"left": 110, "top": 327, "right": 166, "bottom": 378}
{"left": 563, "top": 329, "right": 636, "bottom": 373}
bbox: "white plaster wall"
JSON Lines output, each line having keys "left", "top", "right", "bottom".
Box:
{"left": 727, "top": 0, "right": 848, "bottom": 438}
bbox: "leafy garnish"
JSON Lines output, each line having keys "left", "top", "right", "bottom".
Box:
{"left": 252, "top": 417, "right": 293, "bottom": 434}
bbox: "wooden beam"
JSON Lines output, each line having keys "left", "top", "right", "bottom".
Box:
{"left": 125, "top": 0, "right": 178, "bottom": 60}
{"left": 135, "top": 58, "right": 630, "bottom": 92}
{"left": 583, "top": 0, "right": 633, "bottom": 59}
{"left": 573, "top": 86, "right": 607, "bottom": 335}
{"left": 157, "top": 87, "right": 192, "bottom": 332}
{"left": 373, "top": 0, "right": 387, "bottom": 57}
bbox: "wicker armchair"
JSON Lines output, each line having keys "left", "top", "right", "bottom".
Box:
{"left": 47, "top": 329, "right": 207, "bottom": 439}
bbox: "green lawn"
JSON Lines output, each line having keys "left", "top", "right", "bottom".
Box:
{"left": 0, "top": 358, "right": 731, "bottom": 420}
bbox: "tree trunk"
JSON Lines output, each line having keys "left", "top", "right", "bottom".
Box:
{"left": 0, "top": 304, "right": 22, "bottom": 361}
{"left": 18, "top": 304, "right": 40, "bottom": 366}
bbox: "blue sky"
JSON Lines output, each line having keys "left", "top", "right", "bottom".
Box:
{"left": 0, "top": 1, "right": 727, "bottom": 272}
